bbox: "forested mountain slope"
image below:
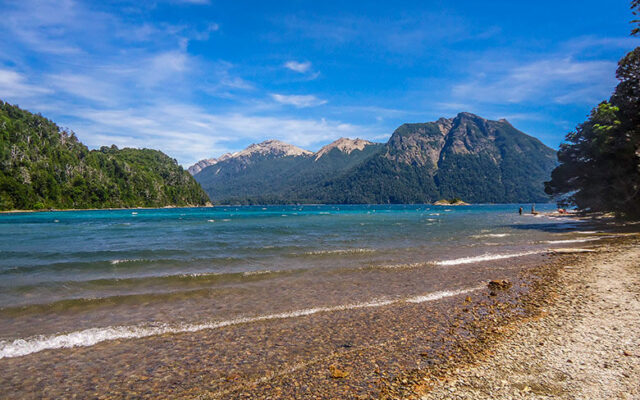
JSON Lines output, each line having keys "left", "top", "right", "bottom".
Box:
{"left": 0, "top": 101, "right": 209, "bottom": 210}
{"left": 192, "top": 113, "right": 557, "bottom": 204}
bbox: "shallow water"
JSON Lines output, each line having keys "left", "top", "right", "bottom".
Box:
{"left": 0, "top": 204, "right": 588, "bottom": 359}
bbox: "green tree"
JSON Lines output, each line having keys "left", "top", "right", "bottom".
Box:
{"left": 545, "top": 48, "right": 640, "bottom": 218}
{"left": 632, "top": 0, "right": 640, "bottom": 36}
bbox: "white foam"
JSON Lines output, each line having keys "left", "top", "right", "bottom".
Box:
{"left": 435, "top": 250, "right": 545, "bottom": 266}
{"left": 305, "top": 248, "right": 375, "bottom": 256}
{"left": 0, "top": 286, "right": 481, "bottom": 359}
{"left": 471, "top": 233, "right": 510, "bottom": 238}
{"left": 406, "top": 286, "right": 483, "bottom": 303}
{"left": 543, "top": 238, "right": 600, "bottom": 244}
{"left": 242, "top": 270, "right": 273, "bottom": 276}
{"left": 179, "top": 272, "right": 222, "bottom": 278}
{"left": 377, "top": 262, "right": 425, "bottom": 270}
{"left": 109, "top": 259, "right": 142, "bottom": 265}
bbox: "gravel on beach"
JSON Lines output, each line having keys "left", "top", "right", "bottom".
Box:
{"left": 2, "top": 236, "right": 638, "bottom": 399}
{"left": 421, "top": 238, "right": 640, "bottom": 400}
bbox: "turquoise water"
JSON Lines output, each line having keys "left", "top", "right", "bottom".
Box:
{"left": 1, "top": 203, "right": 590, "bottom": 358}
{"left": 0, "top": 204, "right": 560, "bottom": 303}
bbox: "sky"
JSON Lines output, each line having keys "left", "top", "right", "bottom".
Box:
{"left": 0, "top": 0, "right": 638, "bottom": 166}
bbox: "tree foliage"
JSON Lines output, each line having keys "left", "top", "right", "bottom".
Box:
{"left": 0, "top": 101, "right": 210, "bottom": 210}
{"left": 545, "top": 48, "right": 640, "bottom": 218}
{"left": 632, "top": 0, "right": 640, "bottom": 36}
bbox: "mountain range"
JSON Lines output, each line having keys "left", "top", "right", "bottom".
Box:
{"left": 190, "top": 112, "right": 557, "bottom": 204}
{"left": 0, "top": 101, "right": 558, "bottom": 210}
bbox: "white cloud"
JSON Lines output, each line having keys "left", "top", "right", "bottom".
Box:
{"left": 0, "top": 1, "right": 376, "bottom": 167}
{"left": 271, "top": 93, "right": 327, "bottom": 108}
{"left": 0, "top": 0, "right": 86, "bottom": 56}
{"left": 0, "top": 69, "right": 52, "bottom": 98}
{"left": 561, "top": 36, "right": 639, "bottom": 54}
{"left": 284, "top": 61, "right": 312, "bottom": 73}
{"left": 57, "top": 103, "right": 373, "bottom": 166}
{"left": 46, "top": 73, "right": 119, "bottom": 104}
{"left": 452, "top": 57, "right": 617, "bottom": 105}
{"left": 141, "top": 51, "right": 191, "bottom": 87}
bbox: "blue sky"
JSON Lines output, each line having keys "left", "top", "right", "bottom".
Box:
{"left": 0, "top": 0, "right": 638, "bottom": 166}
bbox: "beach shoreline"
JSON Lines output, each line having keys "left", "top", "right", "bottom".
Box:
{"left": 419, "top": 235, "right": 640, "bottom": 399}
{"left": 1, "top": 208, "right": 636, "bottom": 399}
{"left": 1, "top": 245, "right": 615, "bottom": 399}
{"left": 0, "top": 202, "right": 559, "bottom": 214}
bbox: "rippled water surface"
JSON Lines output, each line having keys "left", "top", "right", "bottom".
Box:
{"left": 1, "top": 204, "right": 590, "bottom": 358}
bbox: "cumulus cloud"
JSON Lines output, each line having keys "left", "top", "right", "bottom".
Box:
{"left": 271, "top": 93, "right": 327, "bottom": 108}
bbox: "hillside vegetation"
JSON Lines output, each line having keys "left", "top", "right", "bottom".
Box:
{"left": 0, "top": 101, "right": 209, "bottom": 210}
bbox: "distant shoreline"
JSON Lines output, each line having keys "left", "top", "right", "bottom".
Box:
{"left": 0, "top": 205, "right": 208, "bottom": 214}
{"left": 0, "top": 202, "right": 559, "bottom": 214}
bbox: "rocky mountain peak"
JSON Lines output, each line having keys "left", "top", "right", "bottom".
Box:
{"left": 314, "top": 138, "right": 373, "bottom": 160}
{"left": 187, "top": 153, "right": 234, "bottom": 175}
{"left": 234, "top": 140, "right": 312, "bottom": 159}
{"left": 455, "top": 112, "right": 485, "bottom": 121}
{"left": 435, "top": 117, "right": 453, "bottom": 135}
{"left": 384, "top": 113, "right": 520, "bottom": 168}
{"left": 187, "top": 158, "right": 217, "bottom": 175}
{"left": 189, "top": 140, "right": 312, "bottom": 175}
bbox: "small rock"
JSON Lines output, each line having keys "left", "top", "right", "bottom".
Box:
{"left": 488, "top": 279, "right": 512, "bottom": 291}
{"left": 329, "top": 365, "right": 349, "bottom": 379}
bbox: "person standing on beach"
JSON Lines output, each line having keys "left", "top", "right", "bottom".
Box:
{"left": 519, "top": 207, "right": 523, "bottom": 215}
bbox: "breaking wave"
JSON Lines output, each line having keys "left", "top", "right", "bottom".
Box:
{"left": 434, "top": 250, "right": 546, "bottom": 266}
{"left": 0, "top": 286, "right": 481, "bottom": 359}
